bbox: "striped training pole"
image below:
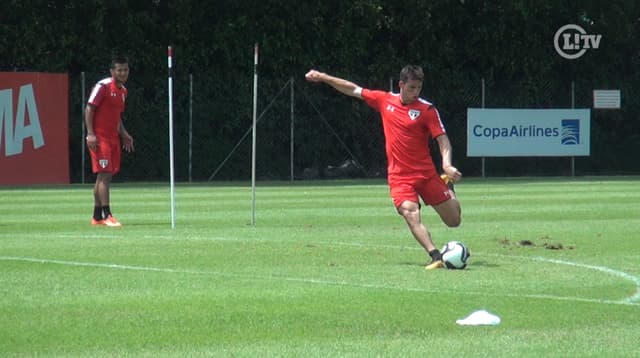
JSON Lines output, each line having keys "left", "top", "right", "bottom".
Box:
{"left": 168, "top": 46, "right": 176, "bottom": 228}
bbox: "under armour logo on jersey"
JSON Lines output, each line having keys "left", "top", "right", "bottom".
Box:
{"left": 386, "top": 105, "right": 395, "bottom": 112}
{"left": 408, "top": 109, "right": 421, "bottom": 120}
{"left": 99, "top": 159, "right": 109, "bottom": 168}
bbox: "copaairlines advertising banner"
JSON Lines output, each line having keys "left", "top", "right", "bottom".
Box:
{"left": 0, "top": 72, "right": 69, "bottom": 185}
{"left": 467, "top": 108, "right": 590, "bottom": 157}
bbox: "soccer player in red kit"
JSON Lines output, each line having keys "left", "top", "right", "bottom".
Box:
{"left": 85, "top": 55, "right": 134, "bottom": 227}
{"left": 305, "top": 65, "right": 461, "bottom": 269}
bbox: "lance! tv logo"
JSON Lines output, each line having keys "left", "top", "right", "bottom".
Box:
{"left": 554, "top": 24, "right": 602, "bottom": 60}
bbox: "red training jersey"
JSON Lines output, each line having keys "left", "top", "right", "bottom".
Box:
{"left": 361, "top": 89, "right": 446, "bottom": 177}
{"left": 88, "top": 77, "right": 127, "bottom": 138}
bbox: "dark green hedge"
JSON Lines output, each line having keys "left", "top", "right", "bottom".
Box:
{"left": 2, "top": 0, "right": 638, "bottom": 180}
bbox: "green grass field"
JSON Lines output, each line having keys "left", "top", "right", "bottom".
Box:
{"left": 1, "top": 177, "right": 639, "bottom": 357}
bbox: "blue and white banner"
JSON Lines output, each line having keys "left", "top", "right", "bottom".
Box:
{"left": 467, "top": 108, "right": 590, "bottom": 157}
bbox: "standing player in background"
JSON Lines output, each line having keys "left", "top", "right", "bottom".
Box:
{"left": 305, "top": 65, "right": 462, "bottom": 269}
{"left": 85, "top": 55, "right": 134, "bottom": 227}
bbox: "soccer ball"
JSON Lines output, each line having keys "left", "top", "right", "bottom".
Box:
{"left": 441, "top": 241, "right": 470, "bottom": 269}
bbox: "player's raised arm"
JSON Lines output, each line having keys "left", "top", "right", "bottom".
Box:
{"left": 305, "top": 70, "right": 363, "bottom": 99}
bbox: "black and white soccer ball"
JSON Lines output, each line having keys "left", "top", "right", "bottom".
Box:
{"left": 441, "top": 241, "right": 470, "bottom": 269}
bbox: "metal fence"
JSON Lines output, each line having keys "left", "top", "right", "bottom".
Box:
{"left": 69, "top": 69, "right": 640, "bottom": 183}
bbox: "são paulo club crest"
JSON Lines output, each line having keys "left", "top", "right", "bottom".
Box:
{"left": 408, "top": 109, "right": 421, "bottom": 120}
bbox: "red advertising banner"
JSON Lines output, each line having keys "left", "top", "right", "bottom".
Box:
{"left": 0, "top": 72, "right": 69, "bottom": 185}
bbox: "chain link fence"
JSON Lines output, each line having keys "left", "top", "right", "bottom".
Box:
{"left": 68, "top": 68, "right": 639, "bottom": 183}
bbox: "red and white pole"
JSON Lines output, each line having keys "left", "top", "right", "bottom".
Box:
{"left": 168, "top": 46, "right": 176, "bottom": 228}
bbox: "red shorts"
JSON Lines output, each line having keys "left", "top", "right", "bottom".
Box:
{"left": 90, "top": 136, "right": 121, "bottom": 174}
{"left": 388, "top": 174, "right": 452, "bottom": 208}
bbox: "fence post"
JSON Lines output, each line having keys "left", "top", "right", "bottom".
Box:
{"left": 81, "top": 72, "right": 86, "bottom": 184}
{"left": 571, "top": 80, "right": 575, "bottom": 177}
{"left": 481, "top": 77, "right": 486, "bottom": 178}
{"left": 290, "top": 76, "right": 295, "bottom": 182}
{"left": 189, "top": 74, "right": 193, "bottom": 182}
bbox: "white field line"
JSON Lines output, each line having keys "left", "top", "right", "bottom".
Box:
{"left": 1, "top": 233, "right": 639, "bottom": 305}
{"left": 1, "top": 250, "right": 638, "bottom": 307}
{"left": 326, "top": 240, "right": 640, "bottom": 305}
{"left": 524, "top": 255, "right": 640, "bottom": 305}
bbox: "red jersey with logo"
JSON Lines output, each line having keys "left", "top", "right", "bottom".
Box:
{"left": 88, "top": 77, "right": 127, "bottom": 138}
{"left": 361, "top": 89, "right": 446, "bottom": 177}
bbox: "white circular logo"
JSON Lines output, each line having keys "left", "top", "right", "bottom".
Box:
{"left": 554, "top": 24, "right": 588, "bottom": 60}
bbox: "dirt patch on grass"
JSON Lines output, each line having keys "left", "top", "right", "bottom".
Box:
{"left": 498, "top": 236, "right": 575, "bottom": 250}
